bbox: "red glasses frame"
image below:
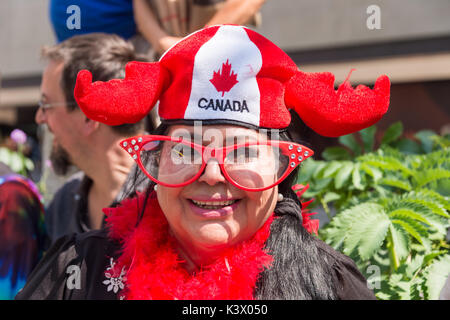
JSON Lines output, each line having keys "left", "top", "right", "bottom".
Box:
{"left": 120, "top": 135, "right": 314, "bottom": 191}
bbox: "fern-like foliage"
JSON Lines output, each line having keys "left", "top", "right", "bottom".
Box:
{"left": 297, "top": 123, "right": 450, "bottom": 300}
{"left": 423, "top": 254, "right": 450, "bottom": 299}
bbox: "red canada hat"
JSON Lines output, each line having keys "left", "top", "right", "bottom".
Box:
{"left": 74, "top": 25, "right": 390, "bottom": 137}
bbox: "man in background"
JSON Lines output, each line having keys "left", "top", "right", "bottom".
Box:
{"left": 35, "top": 33, "right": 147, "bottom": 244}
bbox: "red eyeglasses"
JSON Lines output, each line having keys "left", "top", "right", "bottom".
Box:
{"left": 120, "top": 135, "right": 313, "bottom": 192}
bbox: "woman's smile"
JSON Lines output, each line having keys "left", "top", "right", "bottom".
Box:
{"left": 187, "top": 197, "right": 243, "bottom": 218}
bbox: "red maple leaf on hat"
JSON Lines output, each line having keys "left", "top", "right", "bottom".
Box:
{"left": 210, "top": 59, "right": 239, "bottom": 97}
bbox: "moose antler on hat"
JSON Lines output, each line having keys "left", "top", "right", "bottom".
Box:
{"left": 74, "top": 61, "right": 168, "bottom": 126}
{"left": 285, "top": 69, "right": 390, "bottom": 137}
{"left": 74, "top": 25, "right": 390, "bottom": 137}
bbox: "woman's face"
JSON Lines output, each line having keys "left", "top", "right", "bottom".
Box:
{"left": 156, "top": 125, "right": 279, "bottom": 263}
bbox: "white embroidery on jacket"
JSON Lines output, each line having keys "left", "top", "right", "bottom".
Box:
{"left": 103, "top": 258, "right": 127, "bottom": 294}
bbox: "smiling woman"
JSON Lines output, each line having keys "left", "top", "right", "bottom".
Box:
{"left": 16, "top": 25, "right": 390, "bottom": 300}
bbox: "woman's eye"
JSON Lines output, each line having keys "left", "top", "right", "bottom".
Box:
{"left": 170, "top": 145, "right": 200, "bottom": 163}
{"left": 171, "top": 147, "right": 187, "bottom": 159}
{"left": 172, "top": 149, "right": 183, "bottom": 158}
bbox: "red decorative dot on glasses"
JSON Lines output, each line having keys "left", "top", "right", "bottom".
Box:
{"left": 120, "top": 135, "right": 314, "bottom": 192}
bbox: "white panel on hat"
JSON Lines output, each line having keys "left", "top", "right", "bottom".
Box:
{"left": 184, "top": 25, "right": 263, "bottom": 127}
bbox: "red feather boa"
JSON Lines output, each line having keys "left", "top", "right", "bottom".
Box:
{"left": 104, "top": 191, "right": 274, "bottom": 300}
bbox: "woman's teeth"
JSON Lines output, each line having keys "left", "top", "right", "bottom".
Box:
{"left": 191, "top": 199, "right": 237, "bottom": 209}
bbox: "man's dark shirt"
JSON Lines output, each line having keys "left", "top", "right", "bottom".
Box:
{"left": 45, "top": 172, "right": 98, "bottom": 245}
{"left": 45, "top": 164, "right": 144, "bottom": 245}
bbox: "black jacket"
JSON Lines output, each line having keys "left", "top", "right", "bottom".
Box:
{"left": 15, "top": 228, "right": 376, "bottom": 300}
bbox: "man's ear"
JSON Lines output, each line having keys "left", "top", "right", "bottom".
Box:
{"left": 82, "top": 116, "right": 100, "bottom": 136}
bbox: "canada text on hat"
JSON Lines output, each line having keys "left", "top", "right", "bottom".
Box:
{"left": 74, "top": 25, "right": 390, "bottom": 137}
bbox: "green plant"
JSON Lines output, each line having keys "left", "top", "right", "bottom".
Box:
{"left": 296, "top": 122, "right": 450, "bottom": 300}
{"left": 0, "top": 129, "right": 35, "bottom": 176}
{"left": 0, "top": 147, "right": 34, "bottom": 176}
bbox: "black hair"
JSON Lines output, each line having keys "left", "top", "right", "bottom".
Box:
{"left": 116, "top": 110, "right": 338, "bottom": 299}
{"left": 253, "top": 112, "right": 337, "bottom": 299}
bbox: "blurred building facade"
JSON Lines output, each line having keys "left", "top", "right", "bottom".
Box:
{"left": 1, "top": 0, "right": 449, "bottom": 191}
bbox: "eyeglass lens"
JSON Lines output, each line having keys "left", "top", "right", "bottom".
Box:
{"left": 139, "top": 140, "right": 290, "bottom": 189}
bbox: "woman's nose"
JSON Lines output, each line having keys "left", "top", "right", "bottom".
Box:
{"left": 35, "top": 107, "right": 46, "bottom": 125}
{"left": 197, "top": 159, "right": 226, "bottom": 186}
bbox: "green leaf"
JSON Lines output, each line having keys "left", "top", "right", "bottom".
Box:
{"left": 376, "top": 291, "right": 393, "bottom": 300}
{"left": 416, "top": 213, "right": 447, "bottom": 237}
{"left": 360, "top": 154, "right": 413, "bottom": 177}
{"left": 405, "top": 255, "right": 424, "bottom": 279}
{"left": 389, "top": 223, "right": 410, "bottom": 261}
{"left": 359, "top": 126, "right": 376, "bottom": 153}
{"left": 24, "top": 158, "right": 34, "bottom": 171}
{"left": 343, "top": 204, "right": 390, "bottom": 260}
{"left": 411, "top": 189, "right": 450, "bottom": 211}
{"left": 312, "top": 162, "right": 328, "bottom": 179}
{"left": 388, "top": 273, "right": 403, "bottom": 287}
{"left": 394, "top": 280, "right": 413, "bottom": 300}
{"left": 382, "top": 122, "right": 403, "bottom": 145}
{"left": 322, "top": 191, "right": 341, "bottom": 203}
{"left": 334, "top": 162, "right": 354, "bottom": 189}
{"left": 9, "top": 152, "right": 24, "bottom": 173}
{"left": 322, "top": 203, "right": 382, "bottom": 250}
{"left": 374, "top": 185, "right": 389, "bottom": 198}
{"left": 389, "top": 208, "right": 432, "bottom": 226}
{"left": 415, "top": 148, "right": 450, "bottom": 169}
{"left": 0, "top": 147, "right": 11, "bottom": 164}
{"left": 391, "top": 219, "right": 427, "bottom": 246}
{"left": 413, "top": 168, "right": 450, "bottom": 188}
{"left": 421, "top": 237, "right": 432, "bottom": 254}
{"left": 297, "top": 158, "right": 321, "bottom": 183}
{"left": 392, "top": 138, "right": 422, "bottom": 155}
{"left": 410, "top": 278, "right": 423, "bottom": 300}
{"left": 379, "top": 177, "right": 412, "bottom": 191}
{"left": 361, "top": 163, "right": 383, "bottom": 183}
{"left": 424, "top": 254, "right": 450, "bottom": 299}
{"left": 402, "top": 196, "right": 450, "bottom": 219}
{"left": 322, "top": 161, "right": 343, "bottom": 178}
{"left": 387, "top": 196, "right": 449, "bottom": 235}
{"left": 352, "top": 163, "right": 364, "bottom": 190}
{"left": 372, "top": 249, "right": 391, "bottom": 268}
{"left": 415, "top": 130, "right": 436, "bottom": 153}
{"left": 436, "top": 178, "right": 450, "bottom": 197}
{"left": 339, "top": 134, "right": 362, "bottom": 156}
{"left": 312, "top": 177, "right": 333, "bottom": 191}
{"left": 424, "top": 251, "right": 448, "bottom": 266}
{"left": 322, "top": 146, "right": 351, "bottom": 161}
{"left": 431, "top": 135, "right": 450, "bottom": 149}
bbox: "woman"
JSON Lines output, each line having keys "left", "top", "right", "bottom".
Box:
{"left": 16, "top": 25, "right": 390, "bottom": 300}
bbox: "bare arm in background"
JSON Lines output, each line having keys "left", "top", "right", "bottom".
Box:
{"left": 206, "top": 0, "right": 265, "bottom": 26}
{"left": 133, "top": 0, "right": 266, "bottom": 55}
